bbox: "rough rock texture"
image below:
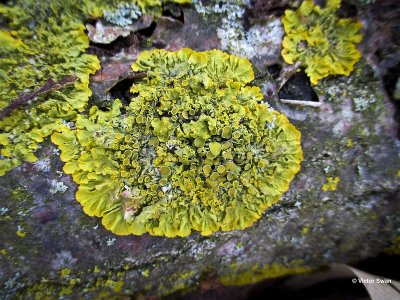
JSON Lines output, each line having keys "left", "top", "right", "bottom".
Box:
{"left": 1, "top": 0, "right": 399, "bottom": 298}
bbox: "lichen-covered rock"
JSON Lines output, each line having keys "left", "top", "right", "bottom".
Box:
{"left": 1, "top": 1, "right": 399, "bottom": 299}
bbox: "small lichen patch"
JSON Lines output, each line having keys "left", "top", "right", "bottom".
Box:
{"left": 281, "top": 0, "right": 362, "bottom": 84}
{"left": 60, "top": 268, "right": 71, "bottom": 278}
{"left": 322, "top": 176, "right": 340, "bottom": 191}
{"left": 346, "top": 138, "right": 354, "bottom": 148}
{"left": 219, "top": 260, "right": 313, "bottom": 285}
{"left": 301, "top": 225, "right": 310, "bottom": 235}
{"left": 353, "top": 94, "right": 377, "bottom": 112}
{"left": 16, "top": 226, "right": 26, "bottom": 238}
{"left": 52, "top": 48, "right": 303, "bottom": 237}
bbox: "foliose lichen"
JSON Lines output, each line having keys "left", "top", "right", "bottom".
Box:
{"left": 0, "top": 0, "right": 192, "bottom": 177}
{"left": 52, "top": 48, "right": 303, "bottom": 237}
{"left": 0, "top": 0, "right": 103, "bottom": 176}
{"left": 281, "top": 0, "right": 363, "bottom": 84}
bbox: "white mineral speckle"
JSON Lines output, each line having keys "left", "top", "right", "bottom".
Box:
{"left": 51, "top": 251, "right": 77, "bottom": 270}
{"left": 49, "top": 179, "right": 68, "bottom": 195}
{"left": 106, "top": 237, "right": 116, "bottom": 246}
{"left": 0, "top": 207, "right": 9, "bottom": 215}
{"left": 34, "top": 157, "right": 51, "bottom": 172}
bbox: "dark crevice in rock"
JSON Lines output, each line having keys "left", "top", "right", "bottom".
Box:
{"left": 382, "top": 63, "right": 400, "bottom": 138}
{"left": 108, "top": 78, "right": 138, "bottom": 108}
{"left": 152, "top": 40, "right": 167, "bottom": 49}
{"left": 267, "top": 64, "right": 282, "bottom": 80}
{"left": 249, "top": 0, "right": 290, "bottom": 20}
{"left": 314, "top": 0, "right": 327, "bottom": 8}
{"left": 337, "top": 2, "right": 358, "bottom": 18}
{"left": 88, "top": 32, "right": 139, "bottom": 57}
{"left": 84, "top": 17, "right": 97, "bottom": 27}
{"left": 162, "top": 6, "right": 185, "bottom": 23}
{"left": 136, "top": 21, "right": 157, "bottom": 38}
{"left": 383, "top": 63, "right": 400, "bottom": 99}
{"left": 242, "top": 7, "right": 253, "bottom": 32}
{"left": 278, "top": 71, "right": 319, "bottom": 102}
{"left": 360, "top": 0, "right": 400, "bottom": 138}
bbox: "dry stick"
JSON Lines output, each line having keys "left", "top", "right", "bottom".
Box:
{"left": 104, "top": 71, "right": 147, "bottom": 94}
{"left": 273, "top": 61, "right": 302, "bottom": 94}
{"left": 0, "top": 75, "right": 78, "bottom": 120}
{"left": 123, "top": 71, "right": 147, "bottom": 80}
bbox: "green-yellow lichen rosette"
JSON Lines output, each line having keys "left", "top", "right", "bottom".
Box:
{"left": 281, "top": 0, "right": 362, "bottom": 85}
{"left": 52, "top": 49, "right": 303, "bottom": 237}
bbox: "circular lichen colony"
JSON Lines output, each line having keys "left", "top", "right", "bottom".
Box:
{"left": 51, "top": 48, "right": 303, "bottom": 237}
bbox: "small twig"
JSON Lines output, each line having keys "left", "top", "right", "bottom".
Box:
{"left": 280, "top": 98, "right": 322, "bottom": 107}
{"left": 0, "top": 75, "right": 78, "bottom": 120}
{"left": 104, "top": 71, "right": 147, "bottom": 94}
{"left": 274, "top": 61, "right": 302, "bottom": 93}
{"left": 123, "top": 71, "right": 147, "bottom": 81}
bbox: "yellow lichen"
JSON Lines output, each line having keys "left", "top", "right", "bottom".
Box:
{"left": 0, "top": 0, "right": 102, "bottom": 176}
{"left": 52, "top": 48, "right": 303, "bottom": 237}
{"left": 301, "top": 225, "right": 310, "bottom": 235}
{"left": 16, "top": 230, "right": 26, "bottom": 237}
{"left": 60, "top": 268, "right": 71, "bottom": 278}
{"left": 322, "top": 176, "right": 340, "bottom": 191}
{"left": 346, "top": 138, "right": 354, "bottom": 148}
{"left": 0, "top": 0, "right": 192, "bottom": 176}
{"left": 281, "top": 0, "right": 362, "bottom": 84}
{"left": 219, "top": 260, "right": 313, "bottom": 286}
